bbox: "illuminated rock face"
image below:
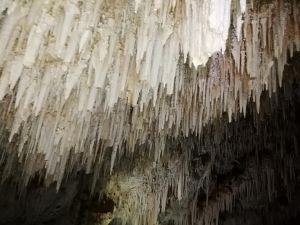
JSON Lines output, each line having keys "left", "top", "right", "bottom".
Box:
{"left": 0, "top": 0, "right": 300, "bottom": 224}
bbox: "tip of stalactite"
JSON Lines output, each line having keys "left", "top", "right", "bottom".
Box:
{"left": 0, "top": 0, "right": 300, "bottom": 224}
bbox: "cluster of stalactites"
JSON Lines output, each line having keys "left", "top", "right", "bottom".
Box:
{"left": 105, "top": 79, "right": 300, "bottom": 225}
{"left": 0, "top": 0, "right": 299, "bottom": 194}
{"left": 0, "top": 0, "right": 247, "bottom": 186}
{"left": 105, "top": 150, "right": 192, "bottom": 225}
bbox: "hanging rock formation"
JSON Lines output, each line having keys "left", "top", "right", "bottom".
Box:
{"left": 0, "top": 0, "right": 300, "bottom": 224}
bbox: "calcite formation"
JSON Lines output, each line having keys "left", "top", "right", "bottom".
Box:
{"left": 0, "top": 0, "right": 300, "bottom": 224}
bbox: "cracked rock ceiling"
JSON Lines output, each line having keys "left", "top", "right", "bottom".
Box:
{"left": 0, "top": 0, "right": 300, "bottom": 224}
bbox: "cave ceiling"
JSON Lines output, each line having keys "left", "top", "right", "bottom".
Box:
{"left": 0, "top": 0, "right": 300, "bottom": 224}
